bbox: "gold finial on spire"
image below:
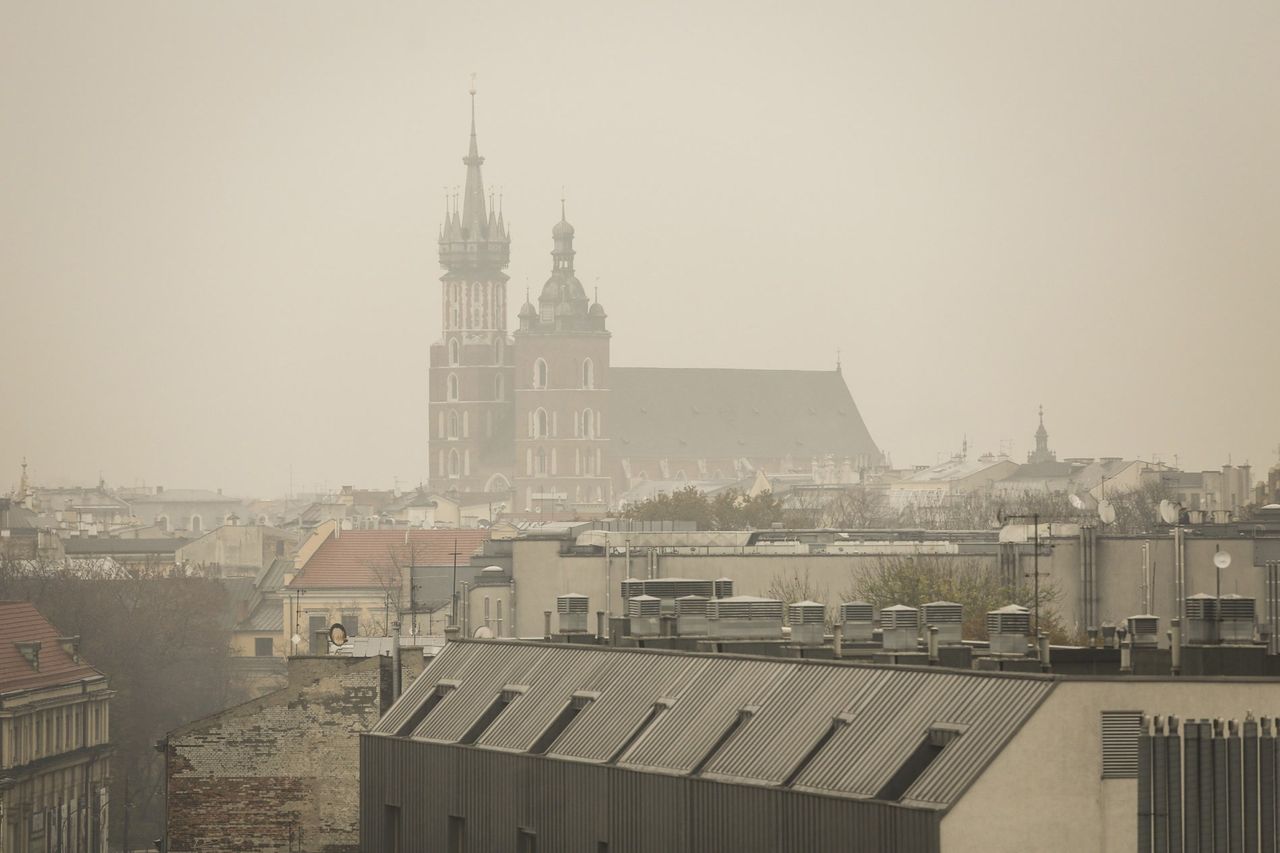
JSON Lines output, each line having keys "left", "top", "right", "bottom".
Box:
{"left": 469, "top": 72, "right": 477, "bottom": 97}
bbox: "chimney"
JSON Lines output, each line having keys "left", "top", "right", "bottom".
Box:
{"left": 16, "top": 640, "right": 41, "bottom": 670}
{"left": 57, "top": 635, "right": 81, "bottom": 663}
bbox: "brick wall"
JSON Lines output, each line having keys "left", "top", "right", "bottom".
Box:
{"left": 166, "top": 655, "right": 419, "bottom": 853}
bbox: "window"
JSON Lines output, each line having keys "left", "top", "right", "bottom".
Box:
{"left": 308, "top": 614, "right": 327, "bottom": 655}
{"left": 534, "top": 409, "right": 549, "bottom": 439}
{"left": 535, "top": 449, "right": 547, "bottom": 476}
{"left": 448, "top": 816, "right": 466, "bottom": 853}
{"left": 190, "top": 515, "right": 203, "bottom": 534}
{"left": 448, "top": 411, "right": 459, "bottom": 439}
{"left": 385, "top": 805, "right": 401, "bottom": 853}
{"left": 1101, "top": 711, "right": 1143, "bottom": 778}
{"left": 534, "top": 358, "right": 548, "bottom": 389}
{"left": 447, "top": 374, "right": 459, "bottom": 401}
{"left": 254, "top": 637, "right": 274, "bottom": 657}
{"left": 449, "top": 450, "right": 461, "bottom": 479}
{"left": 583, "top": 409, "right": 595, "bottom": 440}
{"left": 157, "top": 515, "right": 169, "bottom": 532}
{"left": 449, "top": 338, "right": 460, "bottom": 365}
{"left": 342, "top": 611, "right": 360, "bottom": 637}
{"left": 494, "top": 374, "right": 504, "bottom": 401}
{"left": 582, "top": 358, "right": 594, "bottom": 389}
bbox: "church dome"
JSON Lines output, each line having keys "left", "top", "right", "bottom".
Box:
{"left": 553, "top": 218, "right": 575, "bottom": 239}
{"left": 589, "top": 302, "right": 606, "bottom": 317}
{"left": 518, "top": 300, "right": 537, "bottom": 318}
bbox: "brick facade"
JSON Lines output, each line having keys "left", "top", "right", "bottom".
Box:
{"left": 165, "top": 655, "right": 422, "bottom": 853}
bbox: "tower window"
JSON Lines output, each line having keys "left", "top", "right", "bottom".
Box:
{"left": 494, "top": 374, "right": 504, "bottom": 401}
{"left": 447, "top": 374, "right": 459, "bottom": 401}
{"left": 449, "top": 338, "right": 460, "bottom": 365}
{"left": 582, "top": 358, "right": 594, "bottom": 389}
{"left": 534, "top": 409, "right": 549, "bottom": 439}
{"left": 449, "top": 450, "right": 461, "bottom": 479}
{"left": 583, "top": 409, "right": 595, "bottom": 440}
{"left": 534, "top": 358, "right": 548, "bottom": 389}
{"left": 535, "top": 449, "right": 547, "bottom": 476}
{"left": 448, "top": 411, "right": 459, "bottom": 440}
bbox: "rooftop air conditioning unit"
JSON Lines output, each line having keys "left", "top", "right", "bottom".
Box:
{"left": 627, "top": 595, "right": 661, "bottom": 638}
{"left": 1125, "top": 614, "right": 1159, "bottom": 648}
{"left": 713, "top": 577, "right": 735, "bottom": 599}
{"left": 788, "top": 600, "right": 826, "bottom": 646}
{"left": 880, "top": 604, "right": 919, "bottom": 652}
{"left": 922, "top": 600, "right": 964, "bottom": 645}
{"left": 986, "top": 605, "right": 1030, "bottom": 655}
{"left": 839, "top": 601, "right": 875, "bottom": 642}
{"left": 557, "top": 593, "right": 589, "bottom": 634}
{"left": 620, "top": 578, "right": 645, "bottom": 601}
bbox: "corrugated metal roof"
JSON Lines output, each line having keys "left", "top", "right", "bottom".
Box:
{"left": 373, "top": 640, "right": 1054, "bottom": 809}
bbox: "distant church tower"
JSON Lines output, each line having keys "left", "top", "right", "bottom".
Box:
{"left": 513, "top": 207, "right": 612, "bottom": 512}
{"left": 1027, "top": 405, "right": 1056, "bottom": 464}
{"left": 427, "top": 87, "right": 516, "bottom": 494}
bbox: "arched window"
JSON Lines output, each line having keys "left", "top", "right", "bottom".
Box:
{"left": 448, "top": 411, "right": 459, "bottom": 439}
{"left": 450, "top": 301, "right": 460, "bottom": 328}
{"left": 494, "top": 374, "right": 504, "bottom": 401}
{"left": 582, "top": 358, "right": 594, "bottom": 389}
{"left": 157, "top": 515, "right": 169, "bottom": 532}
{"left": 534, "top": 358, "right": 548, "bottom": 389}
{"left": 448, "top": 449, "right": 461, "bottom": 478}
{"left": 190, "top": 515, "right": 203, "bottom": 534}
{"left": 447, "top": 374, "right": 459, "bottom": 401}
{"left": 535, "top": 448, "right": 547, "bottom": 475}
{"left": 448, "top": 338, "right": 460, "bottom": 365}
{"left": 534, "top": 408, "right": 549, "bottom": 439}
{"left": 583, "top": 409, "right": 595, "bottom": 440}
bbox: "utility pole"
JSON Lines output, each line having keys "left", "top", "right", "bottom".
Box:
{"left": 450, "top": 537, "right": 460, "bottom": 628}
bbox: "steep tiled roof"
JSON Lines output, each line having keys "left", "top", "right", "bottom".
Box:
{"left": 610, "top": 368, "right": 880, "bottom": 463}
{"left": 0, "top": 602, "right": 104, "bottom": 695}
{"left": 287, "top": 529, "right": 490, "bottom": 590}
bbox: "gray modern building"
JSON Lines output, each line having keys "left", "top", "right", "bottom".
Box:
{"left": 360, "top": 640, "right": 1280, "bottom": 852}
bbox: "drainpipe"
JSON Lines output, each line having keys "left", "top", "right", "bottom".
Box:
{"left": 1170, "top": 619, "right": 1182, "bottom": 676}
{"left": 508, "top": 577, "right": 518, "bottom": 640}
{"left": 390, "top": 620, "right": 402, "bottom": 699}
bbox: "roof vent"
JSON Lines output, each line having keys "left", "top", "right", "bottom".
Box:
{"left": 788, "top": 600, "right": 826, "bottom": 646}
{"left": 713, "top": 577, "right": 735, "bottom": 598}
{"left": 620, "top": 578, "right": 645, "bottom": 600}
{"left": 839, "top": 601, "right": 875, "bottom": 642}
{"left": 986, "top": 605, "right": 1030, "bottom": 655}
{"left": 1220, "top": 594, "right": 1256, "bottom": 643}
{"left": 627, "top": 594, "right": 661, "bottom": 637}
{"left": 1184, "top": 593, "right": 1218, "bottom": 644}
{"left": 15, "top": 640, "right": 41, "bottom": 671}
{"left": 1125, "top": 614, "right": 1159, "bottom": 647}
{"left": 922, "top": 601, "right": 963, "bottom": 645}
{"left": 710, "top": 596, "right": 784, "bottom": 639}
{"left": 880, "top": 605, "right": 919, "bottom": 652}
{"left": 675, "top": 595, "right": 710, "bottom": 636}
{"left": 557, "top": 593, "right": 590, "bottom": 634}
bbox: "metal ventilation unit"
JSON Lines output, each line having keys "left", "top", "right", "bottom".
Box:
{"left": 709, "top": 595, "right": 785, "bottom": 639}
{"left": 675, "top": 594, "right": 711, "bottom": 636}
{"left": 788, "top": 600, "right": 826, "bottom": 646}
{"left": 880, "top": 604, "right": 919, "bottom": 652}
{"left": 713, "top": 577, "right": 735, "bottom": 598}
{"left": 986, "top": 605, "right": 1030, "bottom": 655}
{"left": 556, "top": 593, "right": 589, "bottom": 634}
{"left": 1219, "top": 594, "right": 1256, "bottom": 643}
{"left": 1125, "top": 614, "right": 1159, "bottom": 647}
{"left": 620, "top": 578, "right": 645, "bottom": 601}
{"left": 839, "top": 601, "right": 875, "bottom": 642}
{"left": 627, "top": 594, "right": 661, "bottom": 637}
{"left": 1184, "top": 593, "right": 1218, "bottom": 644}
{"left": 922, "top": 600, "right": 964, "bottom": 645}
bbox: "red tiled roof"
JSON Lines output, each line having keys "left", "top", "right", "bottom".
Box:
{"left": 286, "top": 529, "right": 490, "bottom": 590}
{"left": 0, "top": 602, "right": 103, "bottom": 695}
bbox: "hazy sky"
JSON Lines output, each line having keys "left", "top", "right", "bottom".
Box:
{"left": 3, "top": 1, "right": 1278, "bottom": 498}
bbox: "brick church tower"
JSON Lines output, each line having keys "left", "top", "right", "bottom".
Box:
{"left": 513, "top": 207, "right": 612, "bottom": 513}
{"left": 427, "top": 89, "right": 516, "bottom": 494}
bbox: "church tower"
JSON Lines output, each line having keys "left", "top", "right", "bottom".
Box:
{"left": 513, "top": 207, "right": 612, "bottom": 513}
{"left": 1027, "top": 405, "right": 1056, "bottom": 464}
{"left": 427, "top": 87, "right": 516, "bottom": 495}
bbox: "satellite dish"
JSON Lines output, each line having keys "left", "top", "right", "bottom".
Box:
{"left": 1159, "top": 500, "right": 1179, "bottom": 525}
{"left": 473, "top": 626, "right": 494, "bottom": 639}
{"left": 1069, "top": 494, "right": 1085, "bottom": 510}
{"left": 1213, "top": 551, "right": 1232, "bottom": 570}
{"left": 1098, "top": 499, "right": 1116, "bottom": 525}
{"left": 328, "top": 622, "right": 348, "bottom": 646}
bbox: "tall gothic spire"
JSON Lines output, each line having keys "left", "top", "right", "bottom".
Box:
{"left": 460, "top": 76, "right": 488, "bottom": 238}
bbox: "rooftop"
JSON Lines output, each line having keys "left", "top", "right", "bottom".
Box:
{"left": 0, "top": 601, "right": 104, "bottom": 694}
{"left": 287, "top": 529, "right": 490, "bottom": 590}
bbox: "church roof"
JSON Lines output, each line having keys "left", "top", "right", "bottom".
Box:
{"left": 609, "top": 368, "right": 880, "bottom": 462}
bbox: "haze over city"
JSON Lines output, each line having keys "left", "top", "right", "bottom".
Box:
{"left": 4, "top": 0, "right": 1278, "bottom": 496}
